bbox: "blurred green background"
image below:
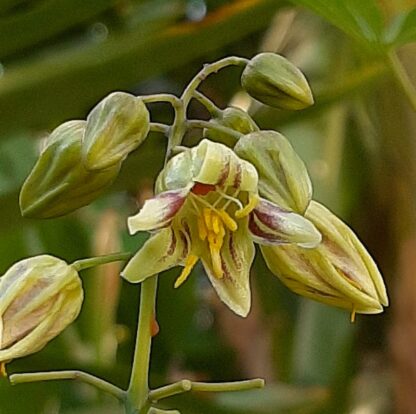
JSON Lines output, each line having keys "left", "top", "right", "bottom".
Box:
{"left": 1, "top": 0, "right": 416, "bottom": 412}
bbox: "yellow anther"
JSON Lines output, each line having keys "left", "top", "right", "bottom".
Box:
{"left": 197, "top": 216, "right": 207, "bottom": 241}
{"left": 235, "top": 193, "right": 259, "bottom": 219}
{"left": 203, "top": 208, "right": 213, "bottom": 231}
{"left": 174, "top": 255, "right": 199, "bottom": 288}
{"left": 350, "top": 307, "right": 356, "bottom": 323}
{"left": 209, "top": 244, "right": 223, "bottom": 279}
{"left": 212, "top": 214, "right": 221, "bottom": 235}
{"left": 217, "top": 209, "right": 238, "bottom": 231}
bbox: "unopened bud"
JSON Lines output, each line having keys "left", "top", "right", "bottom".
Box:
{"left": 234, "top": 130, "right": 312, "bottom": 214}
{"left": 0, "top": 255, "right": 83, "bottom": 366}
{"left": 261, "top": 201, "right": 388, "bottom": 316}
{"left": 203, "top": 106, "right": 258, "bottom": 146}
{"left": 241, "top": 53, "right": 314, "bottom": 110}
{"left": 20, "top": 120, "right": 120, "bottom": 219}
{"left": 83, "top": 92, "right": 150, "bottom": 170}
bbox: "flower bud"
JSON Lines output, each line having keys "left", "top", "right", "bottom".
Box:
{"left": 82, "top": 92, "right": 150, "bottom": 170}
{"left": 261, "top": 201, "right": 388, "bottom": 316}
{"left": 20, "top": 120, "right": 121, "bottom": 218}
{"left": 241, "top": 53, "right": 314, "bottom": 110}
{"left": 203, "top": 106, "right": 259, "bottom": 146}
{"left": 234, "top": 130, "right": 312, "bottom": 214}
{"left": 0, "top": 255, "right": 83, "bottom": 366}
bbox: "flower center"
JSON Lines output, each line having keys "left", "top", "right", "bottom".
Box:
{"left": 174, "top": 184, "right": 259, "bottom": 288}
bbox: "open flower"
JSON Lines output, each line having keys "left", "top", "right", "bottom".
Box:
{"left": 122, "top": 139, "right": 321, "bottom": 316}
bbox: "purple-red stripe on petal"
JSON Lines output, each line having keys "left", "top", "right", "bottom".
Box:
{"left": 157, "top": 190, "right": 187, "bottom": 217}
{"left": 248, "top": 213, "right": 281, "bottom": 243}
{"left": 217, "top": 158, "right": 231, "bottom": 187}
{"left": 128, "top": 187, "right": 190, "bottom": 234}
{"left": 233, "top": 162, "right": 242, "bottom": 189}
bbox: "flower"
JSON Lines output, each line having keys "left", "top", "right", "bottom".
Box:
{"left": 0, "top": 255, "right": 83, "bottom": 374}
{"left": 241, "top": 53, "right": 314, "bottom": 110}
{"left": 20, "top": 120, "right": 121, "bottom": 219}
{"left": 261, "top": 201, "right": 388, "bottom": 320}
{"left": 122, "top": 139, "right": 321, "bottom": 317}
{"left": 82, "top": 91, "right": 150, "bottom": 171}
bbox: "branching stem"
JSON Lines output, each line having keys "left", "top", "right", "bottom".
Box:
{"left": 10, "top": 371, "right": 126, "bottom": 401}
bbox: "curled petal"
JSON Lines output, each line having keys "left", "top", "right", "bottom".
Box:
{"left": 201, "top": 221, "right": 255, "bottom": 317}
{"left": 192, "top": 139, "right": 258, "bottom": 192}
{"left": 156, "top": 139, "right": 258, "bottom": 193}
{"left": 122, "top": 227, "right": 189, "bottom": 283}
{"left": 249, "top": 198, "right": 321, "bottom": 248}
{"left": 128, "top": 186, "right": 191, "bottom": 234}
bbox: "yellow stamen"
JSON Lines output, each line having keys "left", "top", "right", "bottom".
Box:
{"left": 197, "top": 216, "right": 207, "bottom": 241}
{"left": 174, "top": 255, "right": 199, "bottom": 288}
{"left": 209, "top": 244, "right": 223, "bottom": 279}
{"left": 0, "top": 362, "right": 7, "bottom": 377}
{"left": 203, "top": 208, "right": 213, "bottom": 231}
{"left": 350, "top": 307, "right": 356, "bottom": 323}
{"left": 212, "top": 214, "right": 221, "bottom": 235}
{"left": 235, "top": 193, "right": 259, "bottom": 218}
{"left": 217, "top": 209, "right": 238, "bottom": 231}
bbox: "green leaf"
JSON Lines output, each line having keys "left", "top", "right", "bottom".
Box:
{"left": 289, "top": 0, "right": 385, "bottom": 48}
{"left": 384, "top": 8, "right": 416, "bottom": 47}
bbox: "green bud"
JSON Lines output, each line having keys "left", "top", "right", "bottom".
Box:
{"left": 241, "top": 53, "right": 314, "bottom": 110}
{"left": 261, "top": 201, "right": 388, "bottom": 316}
{"left": 83, "top": 92, "right": 150, "bottom": 170}
{"left": 0, "top": 255, "right": 83, "bottom": 366}
{"left": 234, "top": 130, "right": 312, "bottom": 214}
{"left": 20, "top": 120, "right": 121, "bottom": 219}
{"left": 203, "top": 106, "right": 259, "bottom": 146}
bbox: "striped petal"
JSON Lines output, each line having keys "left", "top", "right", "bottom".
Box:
{"left": 122, "top": 227, "right": 189, "bottom": 283}
{"left": 128, "top": 186, "right": 191, "bottom": 234}
{"left": 249, "top": 198, "right": 321, "bottom": 248}
{"left": 201, "top": 221, "right": 255, "bottom": 317}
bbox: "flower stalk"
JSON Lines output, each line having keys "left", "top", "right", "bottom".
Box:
{"left": 72, "top": 252, "right": 132, "bottom": 272}
{"left": 126, "top": 275, "right": 158, "bottom": 414}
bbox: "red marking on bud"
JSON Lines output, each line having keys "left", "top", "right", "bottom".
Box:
{"left": 191, "top": 182, "right": 216, "bottom": 196}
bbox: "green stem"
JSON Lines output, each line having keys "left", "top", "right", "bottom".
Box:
{"left": 166, "top": 56, "right": 248, "bottom": 157}
{"left": 150, "top": 122, "right": 170, "bottom": 135}
{"left": 149, "top": 378, "right": 264, "bottom": 402}
{"left": 71, "top": 252, "right": 132, "bottom": 272}
{"left": 141, "top": 94, "right": 181, "bottom": 106}
{"left": 126, "top": 275, "right": 159, "bottom": 413}
{"left": 387, "top": 51, "right": 416, "bottom": 112}
{"left": 186, "top": 119, "right": 243, "bottom": 140}
{"left": 149, "top": 380, "right": 192, "bottom": 402}
{"left": 148, "top": 409, "right": 180, "bottom": 414}
{"left": 192, "top": 91, "right": 222, "bottom": 116}
{"left": 10, "top": 370, "right": 125, "bottom": 401}
{"left": 190, "top": 378, "right": 264, "bottom": 392}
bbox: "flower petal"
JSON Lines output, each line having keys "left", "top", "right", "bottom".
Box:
{"left": 192, "top": 139, "right": 258, "bottom": 192}
{"left": 201, "top": 221, "right": 255, "bottom": 317}
{"left": 122, "top": 227, "right": 189, "bottom": 283}
{"left": 128, "top": 186, "right": 191, "bottom": 234}
{"left": 249, "top": 198, "right": 321, "bottom": 248}
{"left": 234, "top": 131, "right": 312, "bottom": 213}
